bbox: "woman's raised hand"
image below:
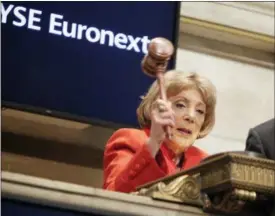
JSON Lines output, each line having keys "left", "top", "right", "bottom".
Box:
{"left": 146, "top": 99, "right": 175, "bottom": 157}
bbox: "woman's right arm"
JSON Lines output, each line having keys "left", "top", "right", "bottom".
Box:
{"left": 103, "top": 99, "right": 175, "bottom": 193}
{"left": 103, "top": 128, "right": 165, "bottom": 193}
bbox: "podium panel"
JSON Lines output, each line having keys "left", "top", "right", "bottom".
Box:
{"left": 2, "top": 171, "right": 218, "bottom": 216}
{"left": 2, "top": 199, "right": 103, "bottom": 216}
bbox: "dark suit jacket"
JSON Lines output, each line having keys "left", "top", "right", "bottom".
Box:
{"left": 245, "top": 118, "right": 274, "bottom": 160}
{"left": 245, "top": 118, "right": 275, "bottom": 216}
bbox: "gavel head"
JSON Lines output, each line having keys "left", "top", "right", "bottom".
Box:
{"left": 141, "top": 37, "right": 174, "bottom": 77}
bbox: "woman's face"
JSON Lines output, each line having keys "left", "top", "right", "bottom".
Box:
{"left": 168, "top": 88, "right": 206, "bottom": 151}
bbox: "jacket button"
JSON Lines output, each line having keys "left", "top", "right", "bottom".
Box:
{"left": 141, "top": 158, "right": 146, "bottom": 165}
{"left": 135, "top": 164, "right": 141, "bottom": 170}
{"left": 129, "top": 170, "right": 136, "bottom": 179}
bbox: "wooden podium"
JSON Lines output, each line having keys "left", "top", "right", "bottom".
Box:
{"left": 135, "top": 151, "right": 275, "bottom": 216}
{"left": 2, "top": 171, "right": 216, "bottom": 216}
{"left": 2, "top": 152, "right": 274, "bottom": 216}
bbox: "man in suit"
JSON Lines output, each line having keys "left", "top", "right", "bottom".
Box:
{"left": 245, "top": 118, "right": 275, "bottom": 216}
{"left": 245, "top": 118, "right": 274, "bottom": 160}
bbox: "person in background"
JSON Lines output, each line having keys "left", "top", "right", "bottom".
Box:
{"left": 245, "top": 118, "right": 275, "bottom": 216}
{"left": 103, "top": 70, "right": 217, "bottom": 193}
{"left": 245, "top": 118, "right": 274, "bottom": 160}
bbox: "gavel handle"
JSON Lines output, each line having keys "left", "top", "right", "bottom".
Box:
{"left": 156, "top": 69, "right": 172, "bottom": 139}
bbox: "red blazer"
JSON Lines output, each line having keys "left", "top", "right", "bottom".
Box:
{"left": 103, "top": 128, "right": 208, "bottom": 193}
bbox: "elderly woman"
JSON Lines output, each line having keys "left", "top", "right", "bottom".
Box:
{"left": 103, "top": 70, "right": 217, "bottom": 193}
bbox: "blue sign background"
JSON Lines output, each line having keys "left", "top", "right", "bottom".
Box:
{"left": 2, "top": 2, "right": 180, "bottom": 127}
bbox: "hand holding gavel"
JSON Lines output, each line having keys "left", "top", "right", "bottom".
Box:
{"left": 141, "top": 37, "right": 174, "bottom": 153}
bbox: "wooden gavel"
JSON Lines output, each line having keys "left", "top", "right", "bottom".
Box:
{"left": 141, "top": 37, "right": 174, "bottom": 139}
